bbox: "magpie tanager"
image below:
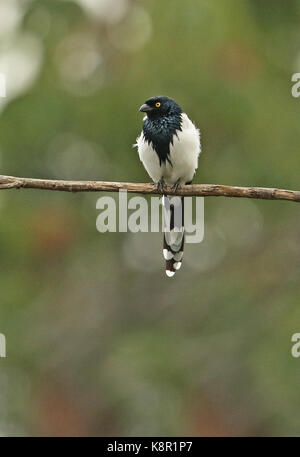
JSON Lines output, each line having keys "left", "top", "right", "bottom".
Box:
{"left": 136, "top": 96, "right": 201, "bottom": 277}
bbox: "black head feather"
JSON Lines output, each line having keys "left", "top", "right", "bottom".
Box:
{"left": 139, "top": 96, "right": 182, "bottom": 165}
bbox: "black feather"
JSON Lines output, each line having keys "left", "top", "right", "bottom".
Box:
{"left": 142, "top": 96, "right": 182, "bottom": 166}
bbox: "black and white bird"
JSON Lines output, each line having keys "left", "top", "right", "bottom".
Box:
{"left": 136, "top": 96, "right": 201, "bottom": 277}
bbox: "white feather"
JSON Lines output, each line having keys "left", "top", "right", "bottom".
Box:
{"left": 166, "top": 270, "right": 175, "bottom": 278}
{"left": 136, "top": 113, "right": 201, "bottom": 185}
{"left": 163, "top": 249, "right": 173, "bottom": 260}
{"left": 136, "top": 133, "right": 162, "bottom": 183}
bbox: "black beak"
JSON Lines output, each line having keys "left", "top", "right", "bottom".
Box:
{"left": 139, "top": 103, "right": 153, "bottom": 113}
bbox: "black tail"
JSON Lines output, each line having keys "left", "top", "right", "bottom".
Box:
{"left": 162, "top": 195, "right": 184, "bottom": 277}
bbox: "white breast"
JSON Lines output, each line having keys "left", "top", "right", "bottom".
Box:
{"left": 136, "top": 132, "right": 163, "bottom": 183}
{"left": 165, "top": 113, "right": 201, "bottom": 185}
{"left": 136, "top": 113, "right": 201, "bottom": 185}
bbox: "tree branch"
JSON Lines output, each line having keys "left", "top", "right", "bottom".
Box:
{"left": 0, "top": 174, "right": 299, "bottom": 202}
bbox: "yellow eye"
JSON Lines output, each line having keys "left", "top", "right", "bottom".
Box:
{"left": 155, "top": 102, "right": 161, "bottom": 108}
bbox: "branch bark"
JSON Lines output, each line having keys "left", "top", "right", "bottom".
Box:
{"left": 0, "top": 174, "right": 300, "bottom": 202}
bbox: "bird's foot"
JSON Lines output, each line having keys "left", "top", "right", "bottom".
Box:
{"left": 172, "top": 179, "right": 181, "bottom": 192}
{"left": 157, "top": 178, "right": 166, "bottom": 193}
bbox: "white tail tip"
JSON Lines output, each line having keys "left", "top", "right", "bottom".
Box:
{"left": 166, "top": 270, "right": 175, "bottom": 278}
{"left": 163, "top": 249, "right": 173, "bottom": 260}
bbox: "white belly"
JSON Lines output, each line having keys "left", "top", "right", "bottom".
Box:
{"left": 136, "top": 113, "right": 201, "bottom": 185}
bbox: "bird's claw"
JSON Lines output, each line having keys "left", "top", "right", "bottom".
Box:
{"left": 172, "top": 179, "right": 181, "bottom": 192}
{"left": 157, "top": 178, "right": 166, "bottom": 193}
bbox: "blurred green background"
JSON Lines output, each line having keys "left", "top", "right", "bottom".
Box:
{"left": 0, "top": 0, "right": 300, "bottom": 437}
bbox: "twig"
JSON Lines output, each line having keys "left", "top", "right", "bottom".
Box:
{"left": 0, "top": 174, "right": 299, "bottom": 202}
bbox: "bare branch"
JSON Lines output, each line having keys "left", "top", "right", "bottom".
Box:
{"left": 0, "top": 174, "right": 299, "bottom": 202}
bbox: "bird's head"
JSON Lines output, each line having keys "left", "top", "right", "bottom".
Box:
{"left": 139, "top": 96, "right": 182, "bottom": 120}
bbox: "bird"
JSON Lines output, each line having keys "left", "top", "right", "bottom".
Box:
{"left": 135, "top": 96, "right": 201, "bottom": 277}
